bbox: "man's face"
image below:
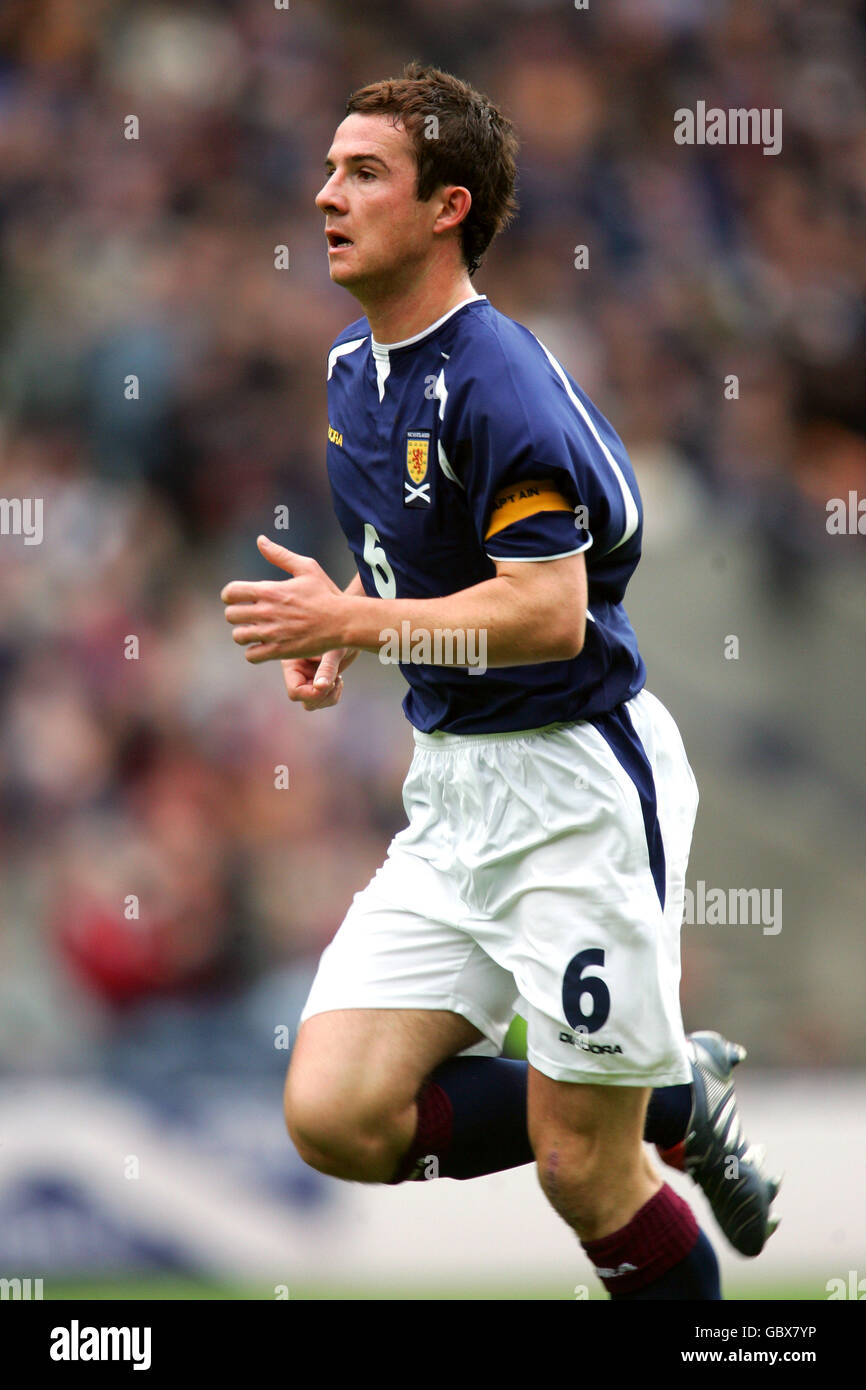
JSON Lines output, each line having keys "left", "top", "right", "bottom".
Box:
{"left": 316, "top": 113, "right": 443, "bottom": 294}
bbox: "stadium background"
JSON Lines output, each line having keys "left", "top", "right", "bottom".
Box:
{"left": 0, "top": 0, "right": 863, "bottom": 1299}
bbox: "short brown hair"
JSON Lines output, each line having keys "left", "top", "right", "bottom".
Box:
{"left": 345, "top": 61, "right": 519, "bottom": 276}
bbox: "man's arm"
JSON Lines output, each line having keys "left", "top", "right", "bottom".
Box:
{"left": 222, "top": 536, "right": 586, "bottom": 668}
{"left": 341, "top": 554, "right": 586, "bottom": 665}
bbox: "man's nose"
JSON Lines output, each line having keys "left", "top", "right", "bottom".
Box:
{"left": 315, "top": 173, "right": 346, "bottom": 213}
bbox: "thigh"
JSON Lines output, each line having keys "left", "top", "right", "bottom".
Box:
{"left": 287, "top": 1007, "right": 483, "bottom": 1122}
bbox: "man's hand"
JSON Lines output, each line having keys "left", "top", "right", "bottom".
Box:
{"left": 221, "top": 536, "right": 348, "bottom": 663}
{"left": 282, "top": 648, "right": 359, "bottom": 711}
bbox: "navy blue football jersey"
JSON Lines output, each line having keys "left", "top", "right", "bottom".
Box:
{"left": 325, "top": 294, "right": 647, "bottom": 734}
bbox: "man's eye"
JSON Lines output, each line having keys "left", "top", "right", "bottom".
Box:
{"left": 357, "top": 169, "right": 376, "bottom": 180}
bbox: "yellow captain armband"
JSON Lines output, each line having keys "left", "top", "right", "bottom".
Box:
{"left": 484, "top": 478, "right": 572, "bottom": 540}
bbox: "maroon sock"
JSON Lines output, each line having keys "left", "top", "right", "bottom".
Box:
{"left": 581, "top": 1182, "right": 699, "bottom": 1296}
{"left": 387, "top": 1081, "right": 453, "bottom": 1183}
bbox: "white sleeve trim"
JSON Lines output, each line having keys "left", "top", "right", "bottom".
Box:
{"left": 532, "top": 335, "right": 640, "bottom": 555}
{"left": 486, "top": 538, "right": 593, "bottom": 563}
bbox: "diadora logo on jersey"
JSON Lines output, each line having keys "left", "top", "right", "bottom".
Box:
{"left": 404, "top": 429, "right": 432, "bottom": 507}
{"left": 595, "top": 1262, "right": 637, "bottom": 1279}
{"left": 328, "top": 424, "right": 343, "bottom": 447}
{"left": 559, "top": 1031, "right": 624, "bottom": 1055}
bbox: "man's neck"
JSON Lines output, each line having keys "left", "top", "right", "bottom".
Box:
{"left": 361, "top": 267, "right": 479, "bottom": 346}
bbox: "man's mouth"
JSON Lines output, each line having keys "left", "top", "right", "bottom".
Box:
{"left": 326, "top": 230, "right": 354, "bottom": 251}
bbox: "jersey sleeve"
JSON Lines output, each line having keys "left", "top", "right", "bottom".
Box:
{"left": 438, "top": 338, "right": 593, "bottom": 561}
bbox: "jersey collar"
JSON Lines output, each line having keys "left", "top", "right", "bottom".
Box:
{"left": 370, "top": 295, "right": 487, "bottom": 357}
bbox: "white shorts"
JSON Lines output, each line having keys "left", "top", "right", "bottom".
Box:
{"left": 300, "top": 688, "right": 698, "bottom": 1086}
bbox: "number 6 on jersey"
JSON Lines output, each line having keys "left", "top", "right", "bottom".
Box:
{"left": 363, "top": 522, "right": 397, "bottom": 599}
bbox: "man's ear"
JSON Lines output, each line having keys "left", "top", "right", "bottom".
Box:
{"left": 433, "top": 185, "right": 472, "bottom": 236}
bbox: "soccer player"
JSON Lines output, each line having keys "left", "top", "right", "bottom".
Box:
{"left": 221, "top": 63, "right": 779, "bottom": 1299}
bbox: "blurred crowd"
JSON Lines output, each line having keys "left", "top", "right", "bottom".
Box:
{"left": 0, "top": 0, "right": 863, "bottom": 1070}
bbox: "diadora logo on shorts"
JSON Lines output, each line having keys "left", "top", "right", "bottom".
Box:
{"left": 559, "top": 1031, "right": 624, "bottom": 1055}
{"left": 328, "top": 424, "right": 343, "bottom": 447}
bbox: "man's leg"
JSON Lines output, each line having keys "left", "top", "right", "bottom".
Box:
{"left": 400, "top": 1057, "right": 691, "bottom": 1179}
{"left": 285, "top": 1006, "right": 484, "bottom": 1181}
{"left": 287, "top": 1006, "right": 757, "bottom": 1208}
{"left": 528, "top": 1066, "right": 721, "bottom": 1300}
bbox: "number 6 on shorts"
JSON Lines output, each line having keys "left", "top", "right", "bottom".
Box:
{"left": 562, "top": 948, "right": 611, "bottom": 1034}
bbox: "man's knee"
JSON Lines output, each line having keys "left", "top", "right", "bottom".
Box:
{"left": 283, "top": 1007, "right": 475, "bottom": 1181}
{"left": 529, "top": 1072, "right": 654, "bottom": 1235}
{"left": 535, "top": 1131, "right": 608, "bottom": 1227}
{"left": 534, "top": 1125, "right": 652, "bottom": 1238}
{"left": 284, "top": 1067, "right": 411, "bottom": 1182}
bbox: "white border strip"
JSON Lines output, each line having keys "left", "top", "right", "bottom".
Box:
{"left": 533, "top": 336, "right": 640, "bottom": 553}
